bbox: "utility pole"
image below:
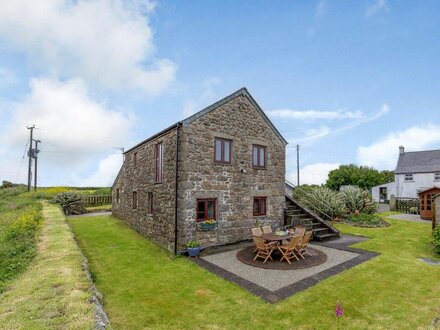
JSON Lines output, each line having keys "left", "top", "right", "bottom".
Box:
{"left": 33, "top": 139, "right": 41, "bottom": 191}
{"left": 296, "top": 144, "right": 300, "bottom": 186}
{"left": 27, "top": 125, "right": 35, "bottom": 192}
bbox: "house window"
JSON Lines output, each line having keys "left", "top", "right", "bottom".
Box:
{"left": 252, "top": 145, "right": 266, "bottom": 168}
{"left": 435, "top": 173, "right": 440, "bottom": 181}
{"left": 214, "top": 138, "right": 232, "bottom": 164}
{"left": 133, "top": 152, "right": 137, "bottom": 167}
{"left": 405, "top": 174, "right": 413, "bottom": 181}
{"left": 155, "top": 143, "right": 163, "bottom": 183}
{"left": 253, "top": 197, "right": 267, "bottom": 216}
{"left": 116, "top": 189, "right": 120, "bottom": 203}
{"left": 132, "top": 191, "right": 138, "bottom": 210}
{"left": 197, "top": 199, "right": 216, "bottom": 222}
{"left": 147, "top": 192, "right": 153, "bottom": 214}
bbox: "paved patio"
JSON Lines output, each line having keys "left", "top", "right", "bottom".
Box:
{"left": 193, "top": 235, "right": 378, "bottom": 303}
{"left": 387, "top": 213, "right": 431, "bottom": 223}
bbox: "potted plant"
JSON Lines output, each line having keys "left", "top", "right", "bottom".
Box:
{"left": 200, "top": 219, "right": 217, "bottom": 230}
{"left": 186, "top": 241, "right": 201, "bottom": 257}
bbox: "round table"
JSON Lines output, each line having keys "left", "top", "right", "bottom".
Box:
{"left": 261, "top": 232, "right": 293, "bottom": 243}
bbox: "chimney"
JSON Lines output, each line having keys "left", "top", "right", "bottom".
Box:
{"left": 399, "top": 145, "right": 405, "bottom": 155}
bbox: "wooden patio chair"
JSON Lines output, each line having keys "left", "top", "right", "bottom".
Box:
{"left": 261, "top": 226, "right": 272, "bottom": 234}
{"left": 252, "top": 227, "right": 263, "bottom": 237}
{"left": 278, "top": 235, "right": 302, "bottom": 264}
{"left": 297, "top": 231, "right": 313, "bottom": 258}
{"left": 291, "top": 226, "right": 306, "bottom": 238}
{"left": 252, "top": 227, "right": 263, "bottom": 252}
{"left": 253, "top": 236, "right": 276, "bottom": 264}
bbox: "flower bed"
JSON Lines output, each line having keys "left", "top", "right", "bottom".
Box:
{"left": 341, "top": 213, "right": 389, "bottom": 228}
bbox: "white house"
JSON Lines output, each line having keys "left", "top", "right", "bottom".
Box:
{"left": 372, "top": 146, "right": 440, "bottom": 201}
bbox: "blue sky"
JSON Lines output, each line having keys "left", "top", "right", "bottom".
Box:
{"left": 0, "top": 0, "right": 440, "bottom": 186}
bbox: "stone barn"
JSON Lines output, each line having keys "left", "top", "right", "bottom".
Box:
{"left": 112, "top": 88, "right": 287, "bottom": 253}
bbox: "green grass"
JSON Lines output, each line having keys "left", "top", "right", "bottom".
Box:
{"left": 0, "top": 203, "right": 96, "bottom": 329}
{"left": 69, "top": 213, "right": 440, "bottom": 329}
{"left": 0, "top": 187, "right": 43, "bottom": 292}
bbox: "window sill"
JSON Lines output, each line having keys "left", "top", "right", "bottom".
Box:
{"left": 253, "top": 214, "right": 267, "bottom": 218}
{"left": 252, "top": 166, "right": 267, "bottom": 170}
{"left": 214, "top": 162, "right": 232, "bottom": 166}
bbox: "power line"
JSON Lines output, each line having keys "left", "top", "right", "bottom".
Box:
{"left": 15, "top": 140, "right": 29, "bottom": 183}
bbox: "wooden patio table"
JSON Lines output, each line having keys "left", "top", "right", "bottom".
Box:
{"left": 261, "top": 233, "right": 296, "bottom": 244}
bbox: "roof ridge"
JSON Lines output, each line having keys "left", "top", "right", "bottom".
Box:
{"left": 401, "top": 148, "right": 440, "bottom": 154}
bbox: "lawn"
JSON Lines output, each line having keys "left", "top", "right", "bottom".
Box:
{"left": 0, "top": 203, "right": 96, "bottom": 329}
{"left": 69, "top": 213, "right": 440, "bottom": 329}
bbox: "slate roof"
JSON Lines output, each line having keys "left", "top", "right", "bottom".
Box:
{"left": 124, "top": 87, "right": 287, "bottom": 154}
{"left": 395, "top": 149, "right": 440, "bottom": 174}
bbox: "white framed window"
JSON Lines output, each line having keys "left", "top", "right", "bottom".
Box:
{"left": 435, "top": 173, "right": 440, "bottom": 181}
{"left": 404, "top": 173, "right": 413, "bottom": 181}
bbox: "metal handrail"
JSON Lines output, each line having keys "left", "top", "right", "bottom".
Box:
{"left": 285, "top": 180, "right": 335, "bottom": 221}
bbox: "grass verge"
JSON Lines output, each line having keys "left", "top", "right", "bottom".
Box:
{"left": 69, "top": 213, "right": 440, "bottom": 329}
{"left": 0, "top": 203, "right": 96, "bottom": 329}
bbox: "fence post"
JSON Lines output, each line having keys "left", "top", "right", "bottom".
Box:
{"left": 389, "top": 194, "right": 396, "bottom": 211}
{"left": 434, "top": 196, "right": 440, "bottom": 231}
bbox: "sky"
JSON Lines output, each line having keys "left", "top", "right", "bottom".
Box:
{"left": 0, "top": 0, "right": 440, "bottom": 187}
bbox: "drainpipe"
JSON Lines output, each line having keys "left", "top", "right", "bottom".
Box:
{"left": 174, "top": 122, "right": 182, "bottom": 255}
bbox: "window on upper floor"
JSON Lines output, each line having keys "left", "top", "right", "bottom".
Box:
{"left": 435, "top": 173, "right": 440, "bottom": 181}
{"left": 405, "top": 173, "right": 413, "bottom": 181}
{"left": 132, "top": 191, "right": 138, "bottom": 209}
{"left": 197, "top": 199, "right": 216, "bottom": 222}
{"left": 214, "top": 138, "right": 232, "bottom": 164}
{"left": 116, "top": 189, "right": 120, "bottom": 203}
{"left": 155, "top": 143, "right": 163, "bottom": 183}
{"left": 252, "top": 145, "right": 267, "bottom": 168}
{"left": 253, "top": 197, "right": 267, "bottom": 216}
{"left": 133, "top": 152, "right": 137, "bottom": 167}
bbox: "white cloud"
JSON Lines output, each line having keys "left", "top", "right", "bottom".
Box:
{"left": 2, "top": 77, "right": 134, "bottom": 167}
{"left": 285, "top": 104, "right": 390, "bottom": 146}
{"left": 366, "top": 0, "right": 389, "bottom": 16}
{"left": 267, "top": 109, "right": 364, "bottom": 121}
{"left": 288, "top": 162, "right": 340, "bottom": 186}
{"left": 80, "top": 153, "right": 123, "bottom": 186}
{"left": 316, "top": 0, "right": 326, "bottom": 18}
{"left": 0, "top": 0, "right": 176, "bottom": 94}
{"left": 288, "top": 126, "right": 331, "bottom": 145}
{"left": 357, "top": 124, "right": 440, "bottom": 170}
{"left": 182, "top": 78, "right": 221, "bottom": 117}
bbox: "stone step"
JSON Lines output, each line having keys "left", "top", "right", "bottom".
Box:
{"left": 312, "top": 227, "right": 329, "bottom": 234}
{"left": 313, "top": 232, "right": 338, "bottom": 241}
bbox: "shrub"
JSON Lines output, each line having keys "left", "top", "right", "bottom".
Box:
{"left": 300, "top": 187, "right": 345, "bottom": 219}
{"left": 340, "top": 187, "right": 376, "bottom": 214}
{"left": 432, "top": 226, "right": 440, "bottom": 254}
{"left": 52, "top": 192, "right": 86, "bottom": 215}
{"left": 345, "top": 213, "right": 389, "bottom": 227}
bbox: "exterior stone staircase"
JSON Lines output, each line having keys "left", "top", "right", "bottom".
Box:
{"left": 285, "top": 195, "right": 339, "bottom": 241}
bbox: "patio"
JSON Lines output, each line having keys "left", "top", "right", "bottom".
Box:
{"left": 194, "top": 235, "right": 378, "bottom": 303}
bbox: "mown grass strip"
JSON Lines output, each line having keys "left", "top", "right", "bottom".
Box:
{"left": 0, "top": 203, "right": 95, "bottom": 329}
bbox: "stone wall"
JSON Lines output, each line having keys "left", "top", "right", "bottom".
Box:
{"left": 112, "top": 128, "right": 178, "bottom": 251}
{"left": 177, "top": 94, "right": 286, "bottom": 248}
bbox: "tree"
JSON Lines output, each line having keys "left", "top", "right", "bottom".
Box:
{"left": 325, "top": 164, "right": 394, "bottom": 191}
